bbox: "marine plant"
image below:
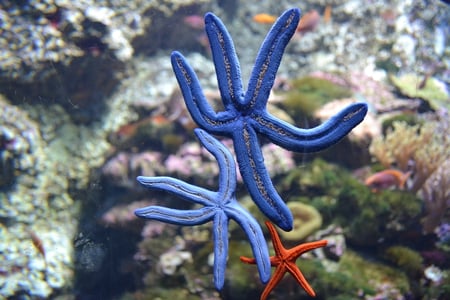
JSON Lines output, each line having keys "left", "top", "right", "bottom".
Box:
{"left": 390, "top": 74, "right": 449, "bottom": 111}
{"left": 369, "top": 120, "right": 448, "bottom": 193}
{"left": 383, "top": 245, "right": 423, "bottom": 277}
{"left": 421, "top": 159, "right": 450, "bottom": 233}
{"left": 281, "top": 75, "right": 352, "bottom": 119}
{"left": 133, "top": 8, "right": 367, "bottom": 298}
{"left": 335, "top": 174, "right": 422, "bottom": 246}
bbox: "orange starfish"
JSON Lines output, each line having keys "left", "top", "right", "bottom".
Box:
{"left": 240, "top": 221, "right": 327, "bottom": 299}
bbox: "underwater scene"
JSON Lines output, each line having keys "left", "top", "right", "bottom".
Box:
{"left": 1, "top": 0, "right": 449, "bottom": 299}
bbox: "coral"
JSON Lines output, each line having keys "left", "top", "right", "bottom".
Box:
{"left": 159, "top": 248, "right": 193, "bottom": 276}
{"left": 102, "top": 151, "right": 165, "bottom": 188}
{"left": 380, "top": 114, "right": 422, "bottom": 134}
{"left": 339, "top": 250, "right": 410, "bottom": 298}
{"left": 421, "top": 159, "right": 450, "bottom": 233}
{"left": 279, "top": 202, "right": 323, "bottom": 241}
{"left": 99, "top": 200, "right": 155, "bottom": 229}
{"left": 424, "top": 265, "right": 445, "bottom": 283}
{"left": 1, "top": 74, "right": 136, "bottom": 297}
{"left": 0, "top": 95, "right": 41, "bottom": 189}
{"left": 164, "top": 140, "right": 220, "bottom": 183}
{"left": 0, "top": 96, "right": 71, "bottom": 299}
{"left": 0, "top": 0, "right": 212, "bottom": 123}
{"left": 369, "top": 121, "right": 448, "bottom": 193}
{"left": 0, "top": 0, "right": 210, "bottom": 83}
{"left": 422, "top": 266, "right": 450, "bottom": 299}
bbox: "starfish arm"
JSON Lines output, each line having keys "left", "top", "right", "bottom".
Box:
{"left": 226, "top": 201, "right": 271, "bottom": 283}
{"left": 254, "top": 103, "right": 368, "bottom": 152}
{"left": 212, "top": 211, "right": 229, "bottom": 290}
{"left": 137, "top": 176, "right": 215, "bottom": 207}
{"left": 287, "top": 240, "right": 328, "bottom": 260}
{"left": 233, "top": 126, "right": 293, "bottom": 231}
{"left": 260, "top": 266, "right": 287, "bottom": 300}
{"left": 244, "top": 8, "right": 300, "bottom": 109}
{"left": 204, "top": 13, "right": 244, "bottom": 108}
{"left": 286, "top": 263, "right": 316, "bottom": 297}
{"left": 239, "top": 255, "right": 256, "bottom": 264}
{"left": 265, "top": 221, "right": 286, "bottom": 256}
{"left": 171, "top": 51, "right": 233, "bottom": 132}
{"left": 134, "top": 206, "right": 215, "bottom": 225}
{"left": 194, "top": 129, "right": 236, "bottom": 201}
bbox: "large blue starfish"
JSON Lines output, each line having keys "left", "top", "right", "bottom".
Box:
{"left": 171, "top": 8, "right": 368, "bottom": 231}
{"left": 134, "top": 128, "right": 271, "bottom": 290}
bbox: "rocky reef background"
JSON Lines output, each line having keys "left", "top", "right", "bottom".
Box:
{"left": 0, "top": 0, "right": 449, "bottom": 299}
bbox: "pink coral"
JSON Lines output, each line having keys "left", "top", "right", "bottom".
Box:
{"left": 99, "top": 199, "right": 155, "bottom": 229}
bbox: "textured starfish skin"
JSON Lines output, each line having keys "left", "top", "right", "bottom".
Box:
{"left": 134, "top": 129, "right": 271, "bottom": 290}
{"left": 240, "top": 221, "right": 328, "bottom": 299}
{"left": 171, "top": 8, "right": 368, "bottom": 231}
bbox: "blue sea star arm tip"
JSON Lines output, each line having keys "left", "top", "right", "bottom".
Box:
{"left": 225, "top": 202, "right": 271, "bottom": 283}
{"left": 204, "top": 13, "right": 244, "bottom": 107}
{"left": 171, "top": 52, "right": 228, "bottom": 131}
{"left": 255, "top": 102, "right": 368, "bottom": 152}
{"left": 137, "top": 175, "right": 216, "bottom": 206}
{"left": 194, "top": 128, "right": 236, "bottom": 198}
{"left": 246, "top": 8, "right": 301, "bottom": 108}
{"left": 134, "top": 206, "right": 215, "bottom": 226}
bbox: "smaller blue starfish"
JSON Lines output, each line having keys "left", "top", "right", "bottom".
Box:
{"left": 171, "top": 8, "right": 368, "bottom": 231}
{"left": 134, "top": 128, "right": 271, "bottom": 290}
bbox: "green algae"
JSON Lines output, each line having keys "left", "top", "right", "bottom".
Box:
{"left": 280, "top": 158, "right": 422, "bottom": 247}
{"left": 383, "top": 245, "right": 423, "bottom": 276}
{"left": 281, "top": 158, "right": 349, "bottom": 197}
{"left": 281, "top": 76, "right": 352, "bottom": 119}
{"left": 285, "top": 250, "right": 409, "bottom": 299}
{"left": 390, "top": 74, "right": 449, "bottom": 110}
{"left": 222, "top": 240, "right": 262, "bottom": 299}
{"left": 335, "top": 180, "right": 422, "bottom": 246}
{"left": 280, "top": 158, "right": 355, "bottom": 225}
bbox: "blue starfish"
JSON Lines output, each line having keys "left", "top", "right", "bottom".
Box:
{"left": 134, "top": 128, "right": 271, "bottom": 290}
{"left": 171, "top": 8, "right": 368, "bottom": 231}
